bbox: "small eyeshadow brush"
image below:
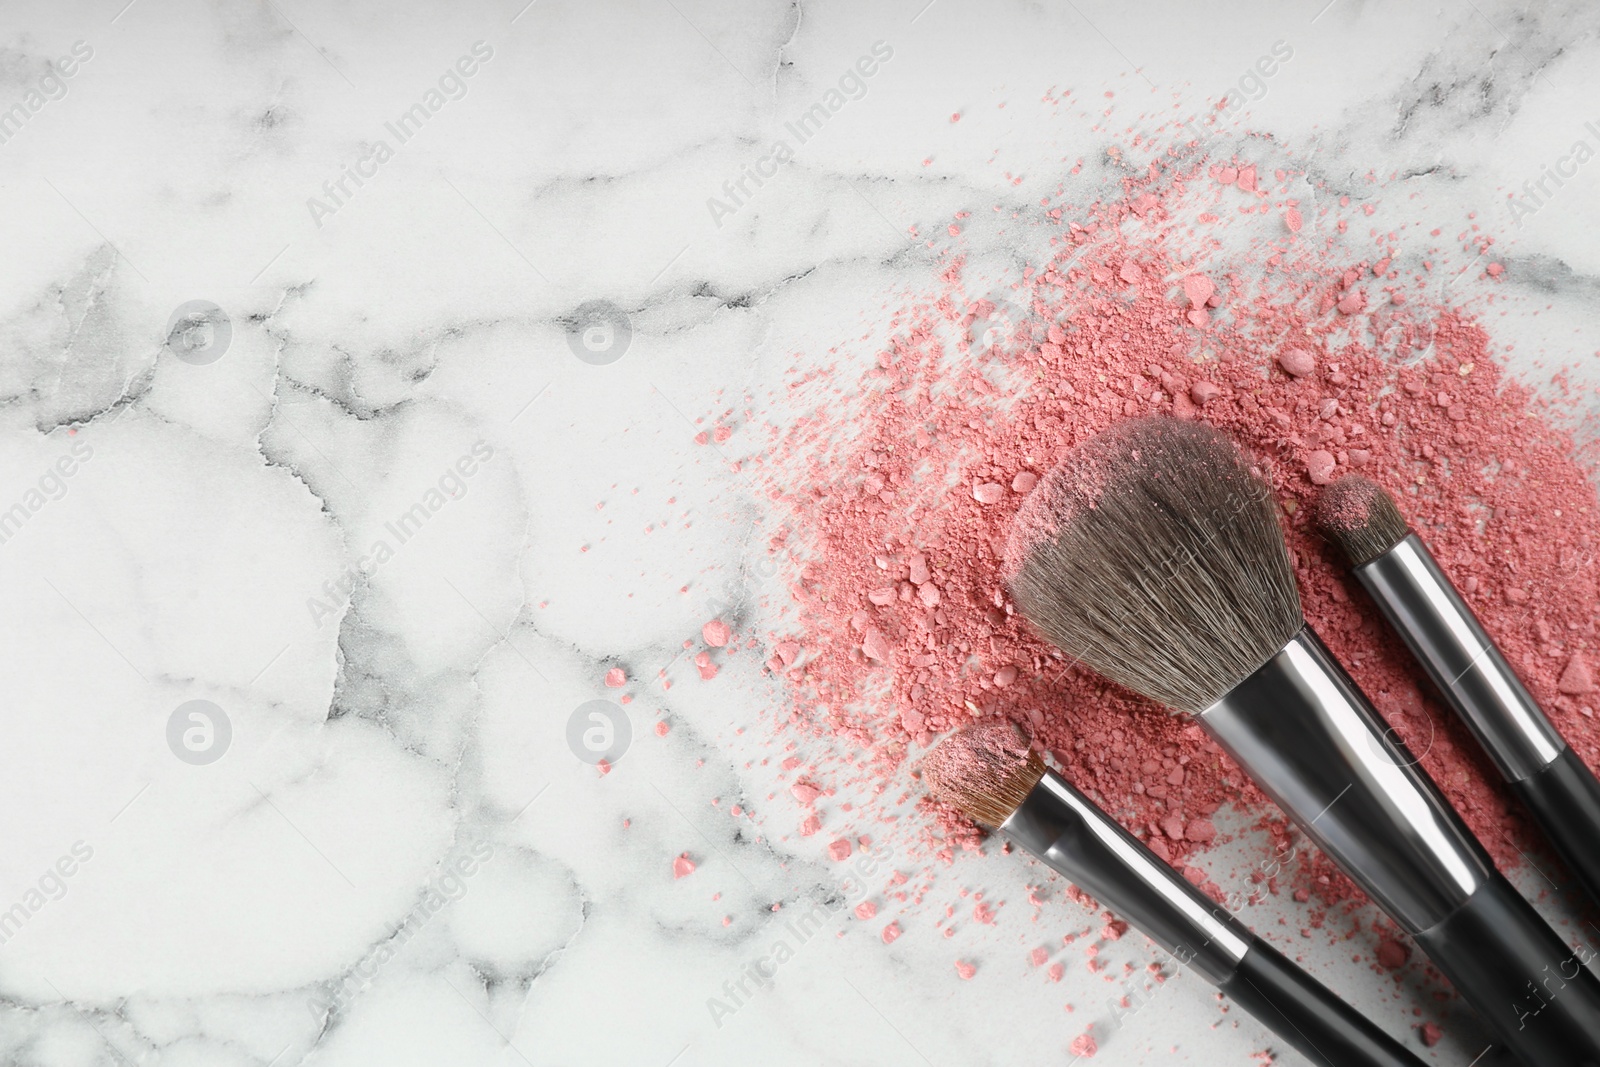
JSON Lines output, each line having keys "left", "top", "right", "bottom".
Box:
{"left": 1316, "top": 474, "right": 1600, "bottom": 915}
{"left": 924, "top": 720, "right": 1426, "bottom": 1067}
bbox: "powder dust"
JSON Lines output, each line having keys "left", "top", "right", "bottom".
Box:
{"left": 757, "top": 149, "right": 1600, "bottom": 927}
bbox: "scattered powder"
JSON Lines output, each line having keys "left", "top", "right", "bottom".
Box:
{"left": 1305, "top": 449, "right": 1337, "bottom": 485}
{"left": 703, "top": 618, "right": 732, "bottom": 647}
{"left": 1277, "top": 347, "right": 1317, "bottom": 377}
{"left": 1560, "top": 653, "right": 1594, "bottom": 695}
{"left": 759, "top": 141, "right": 1600, "bottom": 920}
{"left": 1375, "top": 940, "right": 1409, "bottom": 970}
{"left": 1182, "top": 274, "right": 1215, "bottom": 309}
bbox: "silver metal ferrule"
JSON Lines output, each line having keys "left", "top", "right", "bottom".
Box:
{"left": 1000, "top": 768, "right": 1251, "bottom": 984}
{"left": 1356, "top": 532, "right": 1565, "bottom": 782}
{"left": 1200, "top": 627, "right": 1491, "bottom": 934}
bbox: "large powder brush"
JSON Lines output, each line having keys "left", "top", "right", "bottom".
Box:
{"left": 1316, "top": 474, "right": 1600, "bottom": 919}
{"left": 1008, "top": 417, "right": 1600, "bottom": 1066}
{"left": 1007, "top": 414, "right": 1301, "bottom": 713}
{"left": 923, "top": 720, "right": 1425, "bottom": 1067}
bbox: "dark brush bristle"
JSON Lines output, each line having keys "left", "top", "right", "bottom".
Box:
{"left": 1005, "top": 417, "right": 1304, "bottom": 715}
{"left": 922, "top": 720, "right": 1046, "bottom": 828}
{"left": 1314, "top": 475, "right": 1411, "bottom": 567}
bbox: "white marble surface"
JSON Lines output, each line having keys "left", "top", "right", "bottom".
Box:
{"left": 2, "top": 1, "right": 1600, "bottom": 1064}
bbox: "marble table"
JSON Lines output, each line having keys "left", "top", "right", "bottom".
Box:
{"left": 1, "top": 1, "right": 1597, "bottom": 1064}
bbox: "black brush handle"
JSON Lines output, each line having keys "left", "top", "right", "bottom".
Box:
{"left": 1219, "top": 937, "right": 1426, "bottom": 1067}
{"left": 1511, "top": 747, "right": 1600, "bottom": 911}
{"left": 1411, "top": 874, "right": 1600, "bottom": 1066}
{"left": 1003, "top": 772, "right": 1423, "bottom": 1064}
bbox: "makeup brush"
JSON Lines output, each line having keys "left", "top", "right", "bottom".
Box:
{"left": 924, "top": 720, "right": 1426, "bottom": 1067}
{"left": 1006, "top": 416, "right": 1600, "bottom": 1066}
{"left": 1317, "top": 474, "right": 1600, "bottom": 914}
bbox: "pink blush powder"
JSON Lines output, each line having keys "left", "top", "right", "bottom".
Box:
{"left": 755, "top": 143, "right": 1600, "bottom": 919}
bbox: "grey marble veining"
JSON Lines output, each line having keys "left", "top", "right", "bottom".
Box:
{"left": 0, "top": 1, "right": 1598, "bottom": 1064}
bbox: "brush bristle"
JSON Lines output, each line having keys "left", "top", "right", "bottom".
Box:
{"left": 922, "top": 720, "right": 1046, "bottom": 828}
{"left": 1314, "top": 475, "right": 1410, "bottom": 567}
{"left": 1005, "top": 417, "right": 1304, "bottom": 715}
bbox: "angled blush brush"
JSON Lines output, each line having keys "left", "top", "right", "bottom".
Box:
{"left": 1006, "top": 416, "right": 1600, "bottom": 1066}
{"left": 923, "top": 720, "right": 1425, "bottom": 1067}
{"left": 1316, "top": 474, "right": 1600, "bottom": 915}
